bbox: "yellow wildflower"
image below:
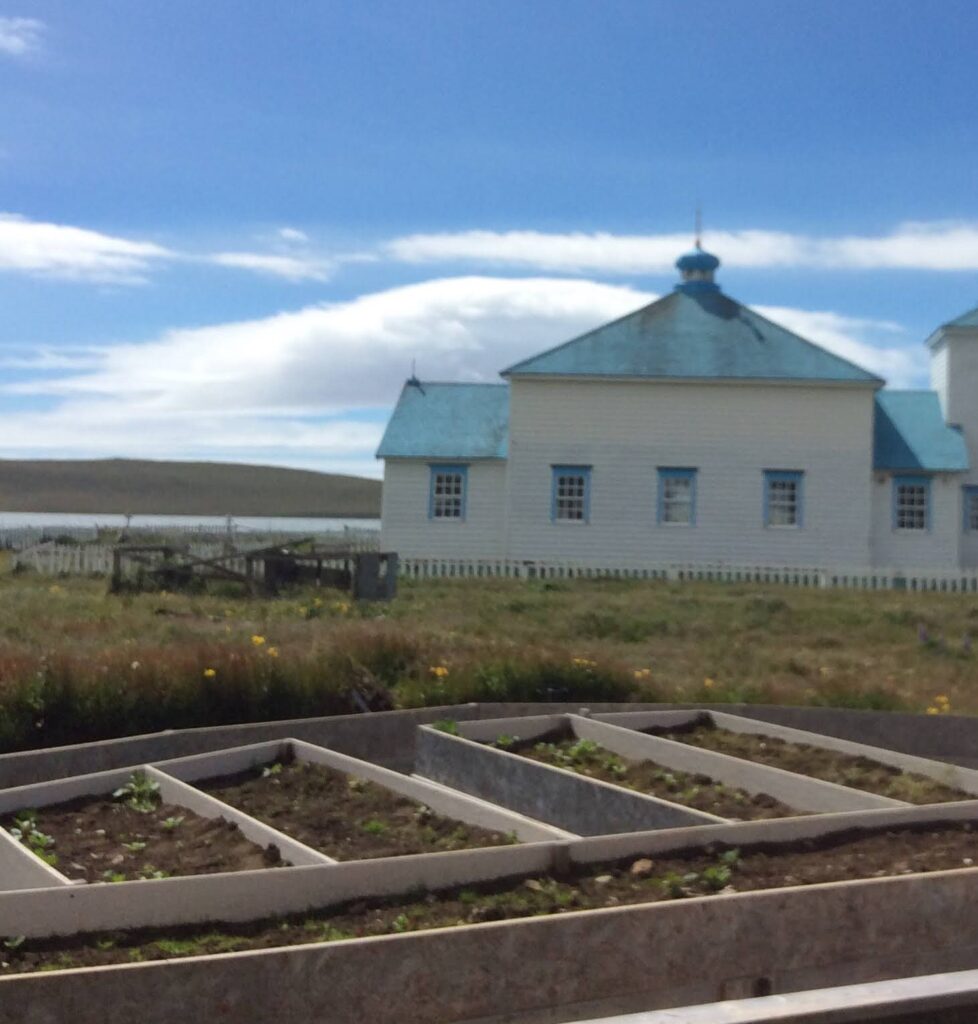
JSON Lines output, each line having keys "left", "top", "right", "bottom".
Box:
{"left": 935, "top": 694, "right": 950, "bottom": 705}
{"left": 703, "top": 677, "right": 716, "bottom": 690}
{"left": 429, "top": 665, "right": 449, "bottom": 678}
{"left": 633, "top": 668, "right": 652, "bottom": 680}
{"left": 203, "top": 668, "right": 217, "bottom": 679}
{"left": 48, "top": 584, "right": 62, "bottom": 594}
{"left": 926, "top": 706, "right": 940, "bottom": 715}
{"left": 267, "top": 646, "right": 280, "bottom": 659}
{"left": 250, "top": 634, "right": 266, "bottom": 646}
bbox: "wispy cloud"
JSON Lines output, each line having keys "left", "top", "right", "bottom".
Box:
{"left": 385, "top": 221, "right": 978, "bottom": 274}
{"left": 0, "top": 16, "right": 43, "bottom": 58}
{"left": 0, "top": 213, "right": 172, "bottom": 283}
{"left": 0, "top": 277, "right": 923, "bottom": 470}
{"left": 208, "top": 251, "right": 333, "bottom": 282}
{"left": 752, "top": 306, "right": 916, "bottom": 385}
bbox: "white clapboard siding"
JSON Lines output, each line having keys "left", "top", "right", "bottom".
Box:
{"left": 381, "top": 459, "right": 508, "bottom": 559}
{"left": 503, "top": 378, "right": 876, "bottom": 568}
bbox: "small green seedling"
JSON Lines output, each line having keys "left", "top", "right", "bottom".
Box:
{"left": 701, "top": 864, "right": 732, "bottom": 891}
{"left": 122, "top": 840, "right": 147, "bottom": 852}
{"left": 113, "top": 771, "right": 161, "bottom": 813}
{"left": 493, "top": 734, "right": 518, "bottom": 750}
{"left": 260, "top": 763, "right": 283, "bottom": 779}
{"left": 432, "top": 720, "right": 459, "bottom": 735}
{"left": 2, "top": 937, "right": 25, "bottom": 952}
{"left": 162, "top": 816, "right": 185, "bottom": 831}
{"left": 391, "top": 914, "right": 410, "bottom": 933}
{"left": 659, "top": 871, "right": 700, "bottom": 899}
{"left": 361, "top": 819, "right": 387, "bottom": 835}
{"left": 9, "top": 812, "right": 57, "bottom": 865}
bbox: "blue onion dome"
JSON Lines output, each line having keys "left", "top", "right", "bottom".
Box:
{"left": 675, "top": 247, "right": 720, "bottom": 274}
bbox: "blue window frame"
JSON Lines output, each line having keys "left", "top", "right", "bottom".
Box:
{"left": 892, "top": 475, "right": 930, "bottom": 531}
{"left": 428, "top": 464, "right": 468, "bottom": 520}
{"left": 551, "top": 465, "right": 591, "bottom": 523}
{"left": 965, "top": 487, "right": 978, "bottom": 533}
{"left": 657, "top": 467, "right": 697, "bottom": 525}
{"left": 764, "top": 470, "right": 804, "bottom": 527}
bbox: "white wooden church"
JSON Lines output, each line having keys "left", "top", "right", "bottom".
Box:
{"left": 377, "top": 246, "right": 978, "bottom": 575}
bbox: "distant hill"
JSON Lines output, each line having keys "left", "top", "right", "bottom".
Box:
{"left": 0, "top": 459, "right": 381, "bottom": 518}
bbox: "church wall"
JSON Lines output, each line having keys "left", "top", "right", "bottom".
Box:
{"left": 503, "top": 378, "right": 876, "bottom": 568}
{"left": 380, "top": 459, "right": 508, "bottom": 559}
{"left": 930, "top": 330, "right": 978, "bottom": 568}
{"left": 870, "top": 473, "right": 962, "bottom": 571}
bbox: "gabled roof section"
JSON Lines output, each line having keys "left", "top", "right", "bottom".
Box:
{"left": 942, "top": 304, "right": 978, "bottom": 329}
{"left": 873, "top": 390, "right": 968, "bottom": 472}
{"left": 502, "top": 289, "right": 882, "bottom": 385}
{"left": 376, "top": 382, "right": 509, "bottom": 460}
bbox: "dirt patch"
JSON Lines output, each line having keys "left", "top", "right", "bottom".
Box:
{"left": 5, "top": 821, "right": 977, "bottom": 975}
{"left": 2, "top": 776, "right": 284, "bottom": 884}
{"left": 645, "top": 716, "right": 971, "bottom": 804}
{"left": 506, "top": 730, "right": 799, "bottom": 819}
{"left": 199, "top": 758, "right": 515, "bottom": 859}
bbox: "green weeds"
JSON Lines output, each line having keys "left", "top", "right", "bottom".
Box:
{"left": 112, "top": 771, "right": 161, "bottom": 813}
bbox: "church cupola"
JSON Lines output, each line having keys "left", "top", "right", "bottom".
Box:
{"left": 675, "top": 243, "right": 720, "bottom": 293}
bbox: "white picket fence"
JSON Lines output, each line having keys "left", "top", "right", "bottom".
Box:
{"left": 14, "top": 542, "right": 978, "bottom": 593}
{"left": 398, "top": 557, "right": 978, "bottom": 593}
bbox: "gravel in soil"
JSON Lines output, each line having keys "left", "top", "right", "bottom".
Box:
{"left": 199, "top": 758, "right": 516, "bottom": 859}
{"left": 644, "top": 716, "right": 972, "bottom": 804}
{"left": 507, "top": 730, "right": 800, "bottom": 819}
{"left": 2, "top": 792, "right": 285, "bottom": 884}
{"left": 5, "top": 821, "right": 977, "bottom": 975}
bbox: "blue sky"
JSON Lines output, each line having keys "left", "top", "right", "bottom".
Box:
{"left": 1, "top": 1, "right": 978, "bottom": 477}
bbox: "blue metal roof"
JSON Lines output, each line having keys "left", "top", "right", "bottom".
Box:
{"left": 676, "top": 248, "right": 720, "bottom": 273}
{"left": 943, "top": 304, "right": 978, "bottom": 329}
{"left": 376, "top": 382, "right": 509, "bottom": 459}
{"left": 873, "top": 390, "right": 968, "bottom": 472}
{"left": 502, "top": 289, "right": 883, "bottom": 384}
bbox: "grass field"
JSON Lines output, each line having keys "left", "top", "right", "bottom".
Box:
{"left": 0, "top": 569, "right": 973, "bottom": 753}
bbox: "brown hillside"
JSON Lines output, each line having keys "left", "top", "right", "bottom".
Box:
{"left": 0, "top": 459, "right": 381, "bottom": 517}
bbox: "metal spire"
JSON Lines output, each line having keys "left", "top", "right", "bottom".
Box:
{"left": 694, "top": 204, "right": 702, "bottom": 250}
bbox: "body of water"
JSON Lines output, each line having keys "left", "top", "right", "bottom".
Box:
{"left": 0, "top": 512, "right": 380, "bottom": 534}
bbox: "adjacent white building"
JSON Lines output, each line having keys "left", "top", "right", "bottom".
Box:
{"left": 378, "top": 247, "right": 977, "bottom": 574}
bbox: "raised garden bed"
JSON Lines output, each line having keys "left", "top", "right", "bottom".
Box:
{"left": 198, "top": 755, "right": 517, "bottom": 859}
{"left": 644, "top": 714, "right": 971, "bottom": 805}
{"left": 2, "top": 771, "right": 284, "bottom": 883}
{"left": 506, "top": 729, "right": 799, "bottom": 820}
{"left": 4, "top": 820, "right": 976, "bottom": 976}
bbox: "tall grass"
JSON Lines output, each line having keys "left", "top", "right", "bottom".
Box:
{"left": 0, "top": 570, "right": 973, "bottom": 752}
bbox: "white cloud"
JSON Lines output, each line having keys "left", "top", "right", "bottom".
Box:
{"left": 386, "top": 222, "right": 978, "bottom": 274}
{"left": 209, "top": 251, "right": 333, "bottom": 282}
{"left": 0, "top": 16, "right": 43, "bottom": 57}
{"left": 0, "top": 213, "right": 172, "bottom": 282}
{"left": 278, "top": 227, "right": 309, "bottom": 243}
{"left": 753, "top": 306, "right": 918, "bottom": 387}
{"left": 0, "top": 276, "right": 925, "bottom": 471}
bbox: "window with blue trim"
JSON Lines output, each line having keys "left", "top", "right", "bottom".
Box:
{"left": 965, "top": 487, "right": 978, "bottom": 533}
{"left": 657, "top": 468, "right": 697, "bottom": 525}
{"left": 551, "top": 465, "right": 591, "bottom": 522}
{"left": 764, "top": 470, "right": 803, "bottom": 527}
{"left": 893, "top": 476, "right": 929, "bottom": 531}
{"left": 429, "top": 464, "right": 467, "bottom": 520}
